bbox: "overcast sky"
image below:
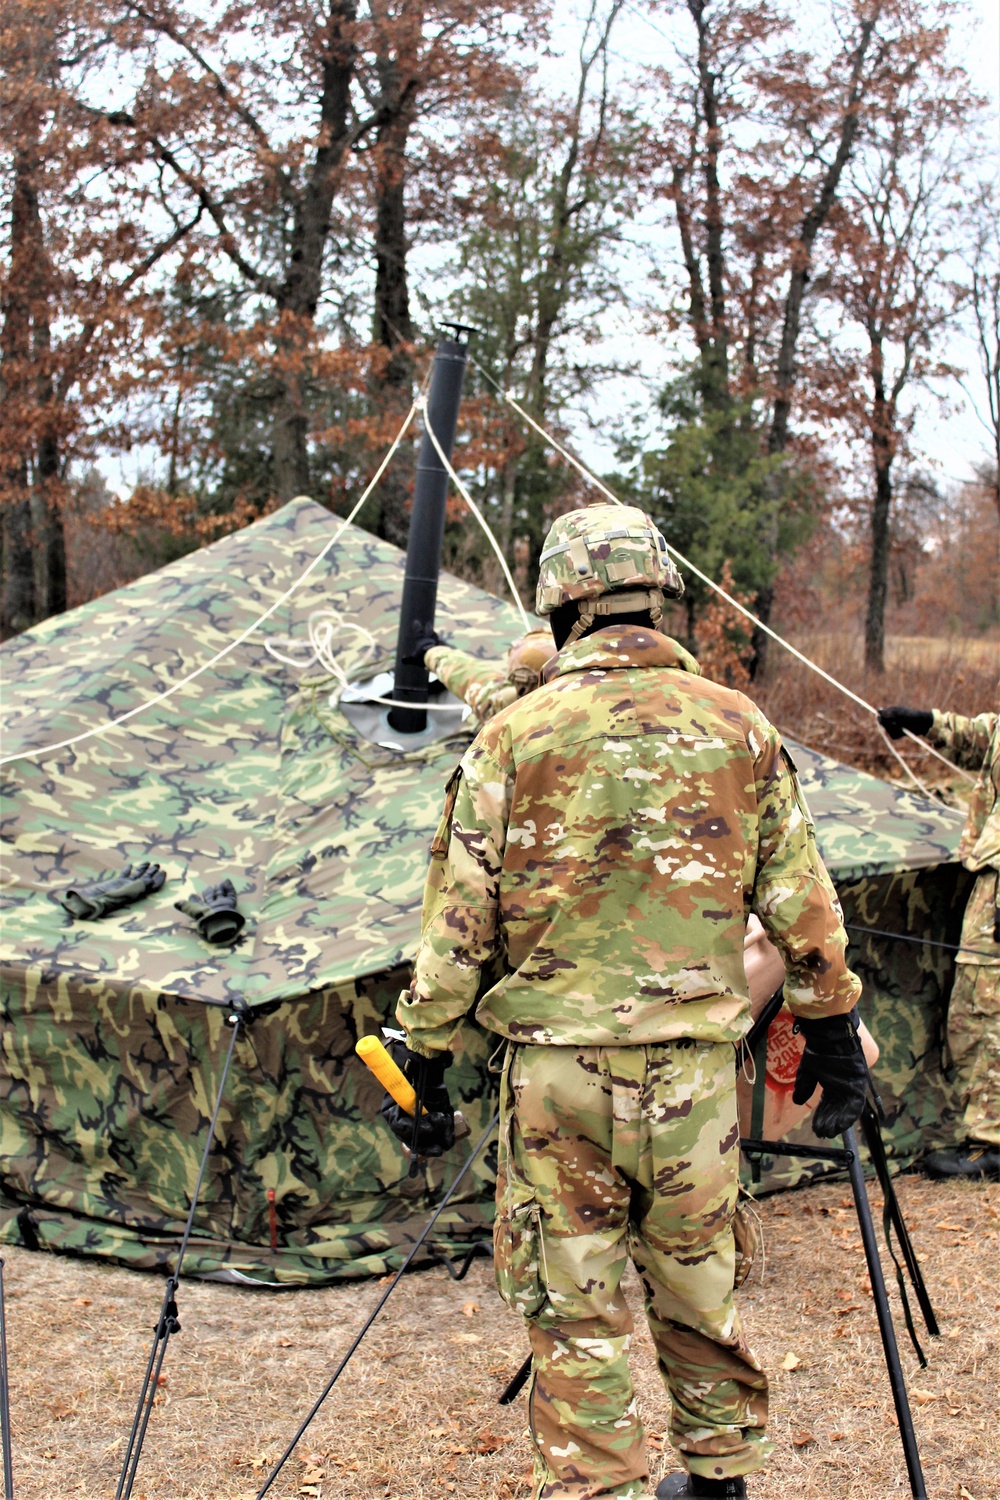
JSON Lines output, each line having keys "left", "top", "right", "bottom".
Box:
{"left": 542, "top": 0, "right": 1000, "bottom": 490}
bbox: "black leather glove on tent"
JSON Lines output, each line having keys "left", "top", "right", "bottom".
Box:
{"left": 57, "top": 861, "right": 166, "bottom": 920}
{"left": 174, "top": 879, "right": 246, "bottom": 944}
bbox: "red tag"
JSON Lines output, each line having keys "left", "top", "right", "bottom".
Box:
{"left": 267, "top": 1187, "right": 278, "bottom": 1252}
{"left": 765, "top": 1010, "right": 805, "bottom": 1094}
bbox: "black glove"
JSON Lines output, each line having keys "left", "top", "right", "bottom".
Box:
{"left": 402, "top": 629, "right": 446, "bottom": 666}
{"left": 58, "top": 861, "right": 166, "bottom": 920}
{"left": 877, "top": 705, "right": 933, "bottom": 740}
{"left": 791, "top": 1007, "right": 869, "bottom": 1139}
{"left": 174, "top": 878, "right": 246, "bottom": 944}
{"left": 380, "top": 1046, "right": 455, "bottom": 1157}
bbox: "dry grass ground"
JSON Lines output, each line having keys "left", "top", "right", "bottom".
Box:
{"left": 2, "top": 1174, "right": 997, "bottom": 1500}
{"left": 752, "top": 633, "right": 999, "bottom": 790}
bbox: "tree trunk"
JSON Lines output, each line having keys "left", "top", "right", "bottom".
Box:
{"left": 865, "top": 356, "right": 894, "bottom": 674}
{"left": 270, "top": 0, "right": 359, "bottom": 501}
{"left": 690, "top": 0, "right": 729, "bottom": 409}
{"left": 1, "top": 490, "right": 35, "bottom": 636}
{"left": 33, "top": 304, "right": 67, "bottom": 616}
{"left": 371, "top": 13, "right": 419, "bottom": 549}
{"left": 768, "top": 5, "right": 880, "bottom": 457}
{"left": 1, "top": 125, "right": 48, "bottom": 631}
{"left": 271, "top": 368, "right": 313, "bottom": 500}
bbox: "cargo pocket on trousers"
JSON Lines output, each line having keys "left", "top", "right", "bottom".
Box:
{"left": 733, "top": 1189, "right": 762, "bottom": 1288}
{"left": 494, "top": 1196, "right": 547, "bottom": 1318}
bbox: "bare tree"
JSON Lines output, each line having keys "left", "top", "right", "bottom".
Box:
{"left": 965, "top": 187, "right": 1000, "bottom": 521}
{"left": 826, "top": 32, "right": 977, "bottom": 671}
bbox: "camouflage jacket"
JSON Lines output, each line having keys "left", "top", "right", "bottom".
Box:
{"left": 398, "top": 625, "right": 861, "bottom": 1055}
{"left": 424, "top": 644, "right": 519, "bottom": 725}
{"left": 927, "top": 710, "right": 999, "bottom": 871}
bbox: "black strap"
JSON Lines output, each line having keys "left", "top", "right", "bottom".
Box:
{"left": 0, "top": 1260, "right": 13, "bottom": 1500}
{"left": 114, "top": 1012, "right": 244, "bottom": 1500}
{"left": 255, "top": 1109, "right": 501, "bottom": 1500}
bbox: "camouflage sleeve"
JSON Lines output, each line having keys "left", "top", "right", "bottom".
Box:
{"left": 750, "top": 719, "right": 862, "bottom": 1021}
{"left": 424, "top": 645, "right": 506, "bottom": 715}
{"left": 395, "top": 741, "right": 512, "bottom": 1056}
{"left": 926, "top": 710, "right": 998, "bottom": 773}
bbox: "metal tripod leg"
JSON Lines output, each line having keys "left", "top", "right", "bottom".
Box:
{"left": 742, "top": 1134, "right": 927, "bottom": 1500}
{"left": 842, "top": 1125, "right": 927, "bottom": 1499}
{"left": 860, "top": 1104, "right": 939, "bottom": 1336}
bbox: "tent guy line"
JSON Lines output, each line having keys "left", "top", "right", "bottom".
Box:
{"left": 0, "top": 401, "right": 421, "bottom": 767}
{"left": 0, "top": 353, "right": 974, "bottom": 789}
{"left": 466, "top": 350, "right": 977, "bottom": 791}
{"left": 262, "top": 606, "right": 467, "bottom": 712}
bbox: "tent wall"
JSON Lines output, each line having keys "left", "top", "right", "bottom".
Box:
{"left": 1, "top": 853, "right": 972, "bottom": 1280}
{"left": 0, "top": 966, "right": 497, "bottom": 1284}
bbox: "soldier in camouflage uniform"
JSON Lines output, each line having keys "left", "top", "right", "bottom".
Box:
{"left": 391, "top": 505, "right": 868, "bottom": 1500}
{"left": 878, "top": 704, "right": 1000, "bottom": 1178}
{"left": 422, "top": 628, "right": 554, "bottom": 726}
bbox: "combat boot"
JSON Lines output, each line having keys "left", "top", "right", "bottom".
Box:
{"left": 921, "top": 1141, "right": 1000, "bottom": 1179}
{"left": 656, "top": 1473, "right": 747, "bottom": 1498}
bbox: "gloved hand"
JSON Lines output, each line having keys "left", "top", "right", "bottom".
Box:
{"left": 174, "top": 879, "right": 245, "bottom": 944}
{"left": 791, "top": 1007, "right": 869, "bottom": 1138}
{"left": 877, "top": 705, "right": 933, "bottom": 740}
{"left": 402, "top": 629, "right": 446, "bottom": 666}
{"left": 380, "top": 1046, "right": 455, "bottom": 1157}
{"left": 58, "top": 861, "right": 166, "bottom": 920}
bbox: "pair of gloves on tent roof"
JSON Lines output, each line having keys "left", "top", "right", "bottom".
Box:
{"left": 57, "top": 864, "right": 245, "bottom": 944}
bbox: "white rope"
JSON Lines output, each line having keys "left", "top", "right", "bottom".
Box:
{"left": 497, "top": 384, "right": 977, "bottom": 788}
{"left": 420, "top": 396, "right": 532, "bottom": 632}
{"left": 1, "top": 403, "right": 420, "bottom": 766}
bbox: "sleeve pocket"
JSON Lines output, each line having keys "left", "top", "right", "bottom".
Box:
{"left": 431, "top": 765, "right": 464, "bottom": 861}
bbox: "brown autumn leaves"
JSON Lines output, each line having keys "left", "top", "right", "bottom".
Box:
{"left": 1, "top": 0, "right": 997, "bottom": 666}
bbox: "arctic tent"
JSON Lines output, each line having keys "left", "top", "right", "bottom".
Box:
{"left": 0, "top": 498, "right": 970, "bottom": 1284}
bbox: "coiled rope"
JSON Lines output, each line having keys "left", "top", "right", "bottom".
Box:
{"left": 0, "top": 402, "right": 421, "bottom": 766}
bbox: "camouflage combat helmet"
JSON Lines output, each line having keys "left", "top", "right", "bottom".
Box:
{"left": 536, "top": 503, "right": 683, "bottom": 641}
{"left": 506, "top": 628, "right": 555, "bottom": 694}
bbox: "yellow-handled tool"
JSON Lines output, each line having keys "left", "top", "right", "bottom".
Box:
{"left": 355, "top": 1034, "right": 419, "bottom": 1115}
{"left": 355, "top": 1033, "right": 470, "bottom": 1141}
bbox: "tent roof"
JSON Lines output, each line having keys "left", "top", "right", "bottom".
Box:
{"left": 784, "top": 739, "right": 964, "bottom": 882}
{"left": 1, "top": 497, "right": 964, "bottom": 1007}
{"left": 1, "top": 498, "right": 518, "bottom": 1007}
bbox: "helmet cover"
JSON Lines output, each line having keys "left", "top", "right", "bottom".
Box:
{"left": 535, "top": 503, "right": 683, "bottom": 617}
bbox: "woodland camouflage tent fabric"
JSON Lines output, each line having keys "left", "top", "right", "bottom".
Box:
{"left": 0, "top": 497, "right": 970, "bottom": 1284}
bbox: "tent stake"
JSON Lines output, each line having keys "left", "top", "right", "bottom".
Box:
{"left": 114, "top": 1010, "right": 245, "bottom": 1500}
{"left": 256, "top": 1108, "right": 500, "bottom": 1500}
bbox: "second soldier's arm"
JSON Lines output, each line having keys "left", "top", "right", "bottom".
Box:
{"left": 926, "top": 710, "right": 997, "bottom": 773}
{"left": 425, "top": 645, "right": 505, "bottom": 713}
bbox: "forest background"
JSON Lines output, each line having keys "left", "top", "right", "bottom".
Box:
{"left": 2, "top": 0, "right": 998, "bottom": 776}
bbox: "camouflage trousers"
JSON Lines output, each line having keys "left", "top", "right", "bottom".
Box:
{"left": 950, "top": 868, "right": 1000, "bottom": 1145}
{"left": 494, "top": 1041, "right": 770, "bottom": 1500}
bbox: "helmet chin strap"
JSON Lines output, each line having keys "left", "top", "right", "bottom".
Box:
{"left": 566, "top": 589, "right": 665, "bottom": 643}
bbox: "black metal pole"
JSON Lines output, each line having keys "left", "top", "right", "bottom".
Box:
{"left": 842, "top": 1124, "right": 927, "bottom": 1499}
{"left": 255, "top": 1108, "right": 500, "bottom": 1499}
{"left": 0, "top": 1260, "right": 13, "bottom": 1500}
{"left": 389, "top": 334, "right": 469, "bottom": 733}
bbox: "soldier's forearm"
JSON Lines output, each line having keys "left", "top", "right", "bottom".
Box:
{"left": 927, "top": 710, "right": 997, "bottom": 771}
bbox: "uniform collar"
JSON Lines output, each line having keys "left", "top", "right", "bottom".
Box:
{"left": 541, "top": 624, "right": 701, "bottom": 682}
